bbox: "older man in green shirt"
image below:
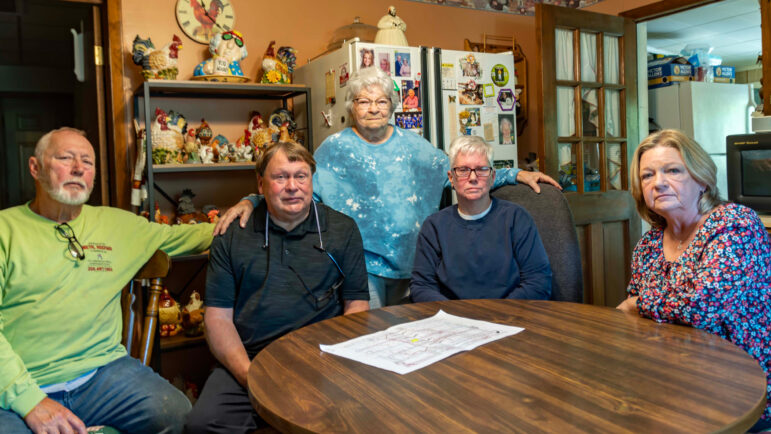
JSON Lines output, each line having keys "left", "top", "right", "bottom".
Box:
{"left": 0, "top": 128, "right": 212, "bottom": 433}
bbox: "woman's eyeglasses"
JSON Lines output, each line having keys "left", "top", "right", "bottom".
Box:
{"left": 55, "top": 223, "right": 85, "bottom": 260}
{"left": 289, "top": 250, "right": 345, "bottom": 311}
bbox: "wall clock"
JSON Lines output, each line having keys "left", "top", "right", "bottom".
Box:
{"left": 176, "top": 0, "right": 236, "bottom": 45}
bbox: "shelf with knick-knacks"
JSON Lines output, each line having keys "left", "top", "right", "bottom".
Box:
{"left": 132, "top": 79, "right": 312, "bottom": 222}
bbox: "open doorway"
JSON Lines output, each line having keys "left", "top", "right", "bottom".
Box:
{"left": 640, "top": 0, "right": 761, "bottom": 199}
{"left": 0, "top": 0, "right": 108, "bottom": 210}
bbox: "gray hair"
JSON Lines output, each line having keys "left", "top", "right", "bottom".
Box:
{"left": 500, "top": 117, "right": 513, "bottom": 130}
{"left": 448, "top": 135, "right": 494, "bottom": 167}
{"left": 34, "top": 127, "right": 88, "bottom": 165}
{"left": 345, "top": 67, "right": 399, "bottom": 117}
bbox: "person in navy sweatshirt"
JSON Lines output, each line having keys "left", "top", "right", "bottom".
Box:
{"left": 410, "top": 135, "right": 552, "bottom": 302}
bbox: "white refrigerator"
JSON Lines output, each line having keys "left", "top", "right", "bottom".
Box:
{"left": 648, "top": 81, "right": 755, "bottom": 199}
{"left": 293, "top": 40, "right": 517, "bottom": 166}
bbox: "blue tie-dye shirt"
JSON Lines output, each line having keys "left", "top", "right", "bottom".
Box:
{"left": 311, "top": 126, "right": 520, "bottom": 279}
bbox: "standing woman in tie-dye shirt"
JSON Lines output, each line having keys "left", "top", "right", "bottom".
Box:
{"left": 617, "top": 129, "right": 771, "bottom": 432}
{"left": 214, "top": 67, "right": 559, "bottom": 308}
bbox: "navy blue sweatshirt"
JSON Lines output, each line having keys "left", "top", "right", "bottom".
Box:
{"left": 410, "top": 198, "right": 552, "bottom": 302}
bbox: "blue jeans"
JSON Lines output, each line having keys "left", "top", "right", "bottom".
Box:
{"left": 0, "top": 355, "right": 191, "bottom": 434}
{"left": 367, "top": 274, "right": 410, "bottom": 309}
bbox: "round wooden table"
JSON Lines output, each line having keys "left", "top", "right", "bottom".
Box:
{"left": 248, "top": 300, "right": 768, "bottom": 433}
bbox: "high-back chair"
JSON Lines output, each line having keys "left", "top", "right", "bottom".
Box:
{"left": 491, "top": 184, "right": 583, "bottom": 302}
{"left": 122, "top": 250, "right": 171, "bottom": 365}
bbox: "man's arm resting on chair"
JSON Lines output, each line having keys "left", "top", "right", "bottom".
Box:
{"left": 204, "top": 307, "right": 251, "bottom": 388}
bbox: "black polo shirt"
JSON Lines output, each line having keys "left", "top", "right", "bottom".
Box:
{"left": 206, "top": 199, "right": 369, "bottom": 357}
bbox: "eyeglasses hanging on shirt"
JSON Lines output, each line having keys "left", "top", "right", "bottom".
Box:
{"left": 264, "top": 200, "right": 346, "bottom": 311}
{"left": 55, "top": 222, "right": 85, "bottom": 260}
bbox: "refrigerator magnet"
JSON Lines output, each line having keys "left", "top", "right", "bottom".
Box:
{"left": 483, "top": 83, "right": 495, "bottom": 98}
{"left": 492, "top": 64, "right": 509, "bottom": 86}
{"left": 494, "top": 159, "right": 515, "bottom": 169}
{"left": 401, "top": 80, "right": 421, "bottom": 111}
{"left": 360, "top": 48, "right": 375, "bottom": 68}
{"left": 459, "top": 54, "right": 481, "bottom": 80}
{"left": 497, "top": 88, "right": 516, "bottom": 111}
{"left": 483, "top": 123, "right": 494, "bottom": 142}
{"left": 459, "top": 79, "right": 483, "bottom": 105}
{"left": 395, "top": 52, "right": 412, "bottom": 77}
{"left": 339, "top": 63, "right": 349, "bottom": 87}
{"left": 499, "top": 114, "right": 515, "bottom": 144}
{"left": 377, "top": 52, "right": 392, "bottom": 75}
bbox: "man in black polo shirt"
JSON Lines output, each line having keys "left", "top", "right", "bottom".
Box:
{"left": 186, "top": 142, "right": 369, "bottom": 434}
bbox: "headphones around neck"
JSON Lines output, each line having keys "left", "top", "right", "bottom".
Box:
{"left": 263, "top": 200, "right": 326, "bottom": 252}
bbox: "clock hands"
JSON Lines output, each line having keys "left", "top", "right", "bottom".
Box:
{"left": 199, "top": 0, "right": 225, "bottom": 31}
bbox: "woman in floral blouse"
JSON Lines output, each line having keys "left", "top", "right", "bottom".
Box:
{"left": 617, "top": 129, "right": 771, "bottom": 432}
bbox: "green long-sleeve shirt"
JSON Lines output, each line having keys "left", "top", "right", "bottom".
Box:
{"left": 0, "top": 204, "right": 212, "bottom": 417}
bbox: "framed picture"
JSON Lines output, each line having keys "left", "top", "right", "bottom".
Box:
{"left": 497, "top": 88, "right": 516, "bottom": 111}
{"left": 498, "top": 114, "right": 515, "bottom": 145}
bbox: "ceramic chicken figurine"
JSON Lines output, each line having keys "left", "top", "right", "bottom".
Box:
{"left": 150, "top": 108, "right": 187, "bottom": 164}
{"left": 193, "top": 30, "right": 248, "bottom": 81}
{"left": 176, "top": 189, "right": 209, "bottom": 224}
{"left": 183, "top": 128, "right": 201, "bottom": 163}
{"left": 247, "top": 112, "right": 272, "bottom": 151}
{"left": 159, "top": 288, "right": 182, "bottom": 337}
{"left": 374, "top": 6, "right": 408, "bottom": 46}
{"left": 181, "top": 290, "right": 205, "bottom": 337}
{"left": 260, "top": 41, "right": 295, "bottom": 84}
{"left": 132, "top": 35, "right": 183, "bottom": 80}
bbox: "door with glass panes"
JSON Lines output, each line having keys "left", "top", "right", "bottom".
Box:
{"left": 536, "top": 4, "right": 641, "bottom": 307}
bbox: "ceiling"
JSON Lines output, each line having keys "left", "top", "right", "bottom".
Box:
{"left": 646, "top": 0, "right": 761, "bottom": 70}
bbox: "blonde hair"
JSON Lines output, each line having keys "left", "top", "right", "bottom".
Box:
{"left": 630, "top": 129, "right": 724, "bottom": 227}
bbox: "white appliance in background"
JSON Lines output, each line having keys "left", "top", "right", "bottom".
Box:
{"left": 294, "top": 39, "right": 424, "bottom": 149}
{"left": 428, "top": 48, "right": 517, "bottom": 166}
{"left": 648, "top": 81, "right": 755, "bottom": 199}
{"left": 294, "top": 40, "right": 518, "bottom": 165}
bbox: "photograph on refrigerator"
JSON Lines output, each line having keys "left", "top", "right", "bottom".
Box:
{"left": 360, "top": 48, "right": 375, "bottom": 68}
{"left": 497, "top": 88, "right": 515, "bottom": 111}
{"left": 499, "top": 114, "right": 515, "bottom": 145}
{"left": 491, "top": 64, "right": 509, "bottom": 86}
{"left": 459, "top": 53, "right": 481, "bottom": 79}
{"left": 402, "top": 80, "right": 421, "bottom": 110}
{"left": 395, "top": 52, "right": 411, "bottom": 77}
{"left": 396, "top": 112, "right": 422, "bottom": 132}
{"left": 459, "top": 79, "right": 483, "bottom": 105}
{"left": 378, "top": 52, "right": 391, "bottom": 74}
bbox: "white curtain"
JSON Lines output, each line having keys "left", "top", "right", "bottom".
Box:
{"left": 580, "top": 32, "right": 598, "bottom": 133}
{"left": 556, "top": 29, "right": 575, "bottom": 143}
{"left": 604, "top": 35, "right": 620, "bottom": 137}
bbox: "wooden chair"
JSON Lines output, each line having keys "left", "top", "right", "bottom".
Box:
{"left": 492, "top": 184, "right": 583, "bottom": 302}
{"left": 121, "top": 250, "right": 171, "bottom": 365}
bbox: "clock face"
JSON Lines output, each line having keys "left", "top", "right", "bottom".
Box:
{"left": 176, "top": 0, "right": 236, "bottom": 45}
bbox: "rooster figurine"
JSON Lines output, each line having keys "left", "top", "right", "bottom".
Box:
{"left": 260, "top": 41, "right": 296, "bottom": 84}
{"left": 159, "top": 288, "right": 182, "bottom": 337}
{"left": 150, "top": 108, "right": 187, "bottom": 164}
{"left": 132, "top": 35, "right": 183, "bottom": 80}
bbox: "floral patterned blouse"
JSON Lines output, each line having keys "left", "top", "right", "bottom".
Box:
{"left": 627, "top": 203, "right": 771, "bottom": 420}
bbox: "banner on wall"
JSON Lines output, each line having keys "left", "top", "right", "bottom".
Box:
{"left": 405, "top": 0, "right": 603, "bottom": 16}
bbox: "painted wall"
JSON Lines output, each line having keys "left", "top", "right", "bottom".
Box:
{"left": 121, "top": 0, "right": 658, "bottom": 166}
